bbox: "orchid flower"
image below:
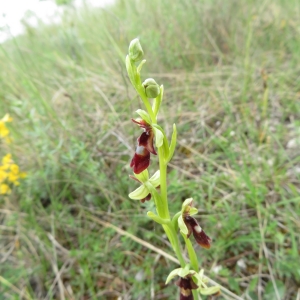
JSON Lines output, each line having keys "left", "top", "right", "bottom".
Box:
{"left": 128, "top": 169, "right": 160, "bottom": 202}
{"left": 130, "top": 112, "right": 163, "bottom": 174}
{"left": 178, "top": 198, "right": 211, "bottom": 249}
{"left": 166, "top": 266, "right": 220, "bottom": 299}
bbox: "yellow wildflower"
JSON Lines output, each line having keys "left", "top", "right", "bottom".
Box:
{"left": 0, "top": 183, "right": 11, "bottom": 195}
{"left": 2, "top": 154, "right": 12, "bottom": 166}
{"left": 8, "top": 172, "right": 19, "bottom": 183}
{"left": 0, "top": 170, "right": 7, "bottom": 183}
{"left": 0, "top": 122, "right": 9, "bottom": 138}
{"left": 0, "top": 116, "right": 26, "bottom": 194}
{"left": 10, "top": 164, "right": 20, "bottom": 175}
{"left": 0, "top": 114, "right": 12, "bottom": 139}
{"left": 0, "top": 164, "right": 9, "bottom": 171}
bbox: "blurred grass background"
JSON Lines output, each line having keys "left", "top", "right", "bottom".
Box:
{"left": 1, "top": 0, "right": 300, "bottom": 299}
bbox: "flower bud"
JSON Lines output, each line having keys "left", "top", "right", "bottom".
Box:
{"left": 128, "top": 38, "right": 144, "bottom": 62}
{"left": 142, "top": 78, "right": 160, "bottom": 98}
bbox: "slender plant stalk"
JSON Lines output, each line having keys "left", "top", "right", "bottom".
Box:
{"left": 127, "top": 38, "right": 221, "bottom": 298}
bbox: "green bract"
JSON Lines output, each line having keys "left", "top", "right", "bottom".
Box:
{"left": 147, "top": 211, "right": 169, "bottom": 225}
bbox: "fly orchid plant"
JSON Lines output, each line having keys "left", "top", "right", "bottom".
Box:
{"left": 126, "top": 39, "right": 220, "bottom": 299}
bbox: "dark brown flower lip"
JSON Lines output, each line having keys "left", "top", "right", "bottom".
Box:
{"left": 183, "top": 216, "right": 211, "bottom": 249}
{"left": 138, "top": 131, "right": 157, "bottom": 155}
{"left": 140, "top": 193, "right": 151, "bottom": 203}
{"left": 176, "top": 276, "right": 199, "bottom": 300}
{"left": 130, "top": 118, "right": 157, "bottom": 174}
{"left": 130, "top": 146, "right": 150, "bottom": 174}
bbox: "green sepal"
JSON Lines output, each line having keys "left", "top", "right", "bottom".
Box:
{"left": 165, "top": 268, "right": 182, "bottom": 285}
{"left": 147, "top": 211, "right": 169, "bottom": 225}
{"left": 128, "top": 185, "right": 149, "bottom": 200}
{"left": 178, "top": 215, "right": 188, "bottom": 235}
{"left": 165, "top": 265, "right": 193, "bottom": 285}
{"left": 153, "top": 127, "right": 164, "bottom": 148}
{"left": 134, "top": 169, "right": 149, "bottom": 183}
{"left": 179, "top": 264, "right": 192, "bottom": 278}
{"left": 167, "top": 123, "right": 177, "bottom": 162}
{"left": 189, "top": 207, "right": 198, "bottom": 216}
{"left": 152, "top": 124, "right": 170, "bottom": 158}
{"left": 152, "top": 85, "right": 164, "bottom": 117}
{"left": 182, "top": 198, "right": 193, "bottom": 210}
{"left": 148, "top": 170, "right": 160, "bottom": 187}
{"left": 199, "top": 286, "right": 220, "bottom": 296}
{"left": 171, "top": 211, "right": 181, "bottom": 232}
{"left": 135, "top": 109, "right": 151, "bottom": 125}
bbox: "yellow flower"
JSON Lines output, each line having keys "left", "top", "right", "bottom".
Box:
{"left": 0, "top": 122, "right": 9, "bottom": 138}
{"left": 10, "top": 164, "right": 20, "bottom": 175}
{"left": 0, "top": 170, "right": 7, "bottom": 183}
{"left": 8, "top": 172, "right": 19, "bottom": 183}
{"left": 0, "top": 114, "right": 13, "bottom": 139}
{"left": 2, "top": 154, "right": 12, "bottom": 165}
{"left": 0, "top": 183, "right": 11, "bottom": 195}
{"left": 0, "top": 151, "right": 27, "bottom": 192}
{"left": 0, "top": 164, "right": 9, "bottom": 171}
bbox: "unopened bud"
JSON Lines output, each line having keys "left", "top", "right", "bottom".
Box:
{"left": 128, "top": 38, "right": 144, "bottom": 62}
{"left": 142, "top": 78, "right": 160, "bottom": 98}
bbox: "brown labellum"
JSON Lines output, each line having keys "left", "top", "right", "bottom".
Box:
{"left": 183, "top": 216, "right": 211, "bottom": 249}
{"left": 176, "top": 277, "right": 198, "bottom": 300}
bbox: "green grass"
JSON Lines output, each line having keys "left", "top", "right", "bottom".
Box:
{"left": 1, "top": 0, "right": 300, "bottom": 299}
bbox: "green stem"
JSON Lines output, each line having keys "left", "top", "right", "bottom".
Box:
{"left": 157, "top": 147, "right": 169, "bottom": 219}
{"left": 192, "top": 289, "right": 199, "bottom": 300}
{"left": 152, "top": 140, "right": 186, "bottom": 268}
{"left": 151, "top": 193, "right": 185, "bottom": 267}
{"left": 146, "top": 183, "right": 165, "bottom": 219}
{"left": 138, "top": 87, "right": 156, "bottom": 123}
{"left": 168, "top": 225, "right": 186, "bottom": 267}
{"left": 183, "top": 234, "right": 199, "bottom": 271}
